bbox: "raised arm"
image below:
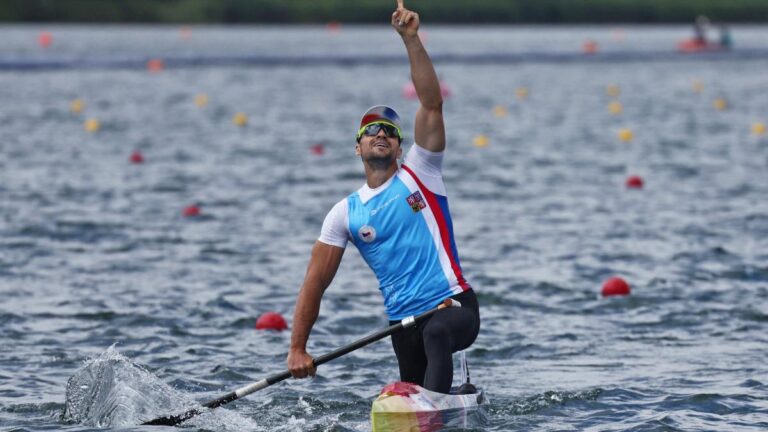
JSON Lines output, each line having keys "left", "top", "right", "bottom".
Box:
{"left": 287, "top": 241, "right": 345, "bottom": 378}
{"left": 393, "top": 0, "right": 445, "bottom": 152}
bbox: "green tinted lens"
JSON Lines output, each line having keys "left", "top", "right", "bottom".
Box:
{"left": 363, "top": 123, "right": 400, "bottom": 138}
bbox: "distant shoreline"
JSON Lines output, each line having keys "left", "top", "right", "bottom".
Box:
{"left": 2, "top": 0, "right": 767, "bottom": 24}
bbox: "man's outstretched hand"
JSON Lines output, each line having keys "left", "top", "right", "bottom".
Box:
{"left": 392, "top": 0, "right": 419, "bottom": 38}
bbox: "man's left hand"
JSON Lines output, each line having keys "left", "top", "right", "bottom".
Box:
{"left": 392, "top": 0, "right": 419, "bottom": 37}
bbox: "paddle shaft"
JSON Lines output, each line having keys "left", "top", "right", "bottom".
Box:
{"left": 142, "top": 299, "right": 455, "bottom": 426}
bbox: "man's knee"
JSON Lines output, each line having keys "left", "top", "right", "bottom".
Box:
{"left": 423, "top": 320, "right": 451, "bottom": 347}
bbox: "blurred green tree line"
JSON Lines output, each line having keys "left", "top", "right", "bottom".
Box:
{"left": 2, "top": 0, "right": 767, "bottom": 23}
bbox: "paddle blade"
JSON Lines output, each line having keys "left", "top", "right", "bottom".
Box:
{"left": 142, "top": 408, "right": 202, "bottom": 426}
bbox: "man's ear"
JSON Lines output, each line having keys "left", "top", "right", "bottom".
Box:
{"left": 355, "top": 143, "right": 361, "bottom": 156}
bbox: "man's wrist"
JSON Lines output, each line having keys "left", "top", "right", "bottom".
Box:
{"left": 401, "top": 33, "right": 420, "bottom": 43}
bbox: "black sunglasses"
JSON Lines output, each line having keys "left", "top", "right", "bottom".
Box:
{"left": 357, "top": 122, "right": 403, "bottom": 141}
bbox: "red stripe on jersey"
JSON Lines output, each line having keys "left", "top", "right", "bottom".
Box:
{"left": 401, "top": 164, "right": 469, "bottom": 291}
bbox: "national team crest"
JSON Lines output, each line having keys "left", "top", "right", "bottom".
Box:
{"left": 406, "top": 191, "right": 427, "bottom": 213}
{"left": 358, "top": 225, "right": 377, "bottom": 243}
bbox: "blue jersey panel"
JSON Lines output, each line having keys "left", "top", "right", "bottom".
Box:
{"left": 348, "top": 177, "right": 452, "bottom": 320}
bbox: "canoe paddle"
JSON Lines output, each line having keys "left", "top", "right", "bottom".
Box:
{"left": 142, "top": 298, "right": 459, "bottom": 426}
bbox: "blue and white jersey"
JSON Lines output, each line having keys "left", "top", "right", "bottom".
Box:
{"left": 319, "top": 145, "right": 471, "bottom": 320}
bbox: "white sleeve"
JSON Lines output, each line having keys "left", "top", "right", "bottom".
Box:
{"left": 403, "top": 144, "right": 447, "bottom": 195}
{"left": 318, "top": 198, "right": 349, "bottom": 248}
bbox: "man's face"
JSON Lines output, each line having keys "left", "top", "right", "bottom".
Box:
{"left": 355, "top": 126, "right": 402, "bottom": 165}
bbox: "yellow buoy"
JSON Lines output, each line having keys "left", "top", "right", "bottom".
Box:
{"left": 195, "top": 93, "right": 208, "bottom": 108}
{"left": 515, "top": 87, "right": 529, "bottom": 100}
{"left": 84, "top": 118, "right": 100, "bottom": 133}
{"left": 692, "top": 80, "right": 704, "bottom": 93}
{"left": 608, "top": 101, "right": 623, "bottom": 115}
{"left": 606, "top": 84, "right": 620, "bottom": 98}
{"left": 473, "top": 134, "right": 489, "bottom": 147}
{"left": 493, "top": 105, "right": 508, "bottom": 118}
{"left": 752, "top": 122, "right": 766, "bottom": 136}
{"left": 70, "top": 99, "right": 85, "bottom": 114}
{"left": 713, "top": 98, "right": 727, "bottom": 111}
{"left": 233, "top": 112, "right": 248, "bottom": 127}
{"left": 618, "top": 128, "right": 633, "bottom": 142}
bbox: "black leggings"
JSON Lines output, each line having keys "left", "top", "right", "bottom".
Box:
{"left": 389, "top": 289, "right": 480, "bottom": 394}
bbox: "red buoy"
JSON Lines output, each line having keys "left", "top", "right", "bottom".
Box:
{"left": 183, "top": 205, "right": 201, "bottom": 217}
{"left": 147, "top": 59, "right": 165, "bottom": 73}
{"left": 310, "top": 143, "right": 325, "bottom": 155}
{"left": 38, "top": 32, "right": 53, "bottom": 48}
{"left": 403, "top": 81, "right": 451, "bottom": 99}
{"left": 255, "top": 312, "right": 288, "bottom": 331}
{"left": 625, "top": 175, "right": 644, "bottom": 189}
{"left": 601, "top": 277, "right": 631, "bottom": 297}
{"left": 402, "top": 82, "right": 418, "bottom": 100}
{"left": 325, "top": 21, "right": 342, "bottom": 33}
{"left": 583, "top": 39, "right": 599, "bottom": 55}
{"left": 129, "top": 150, "right": 144, "bottom": 164}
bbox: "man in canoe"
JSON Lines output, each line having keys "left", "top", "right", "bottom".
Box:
{"left": 287, "top": 0, "right": 480, "bottom": 395}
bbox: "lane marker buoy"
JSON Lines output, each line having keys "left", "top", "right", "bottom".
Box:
{"left": 195, "top": 93, "right": 208, "bottom": 107}
{"left": 183, "top": 205, "right": 201, "bottom": 217}
{"left": 625, "top": 175, "right": 643, "bottom": 189}
{"left": 473, "top": 134, "right": 489, "bottom": 147}
{"left": 256, "top": 312, "right": 288, "bottom": 331}
{"left": 70, "top": 99, "right": 85, "bottom": 114}
{"left": 130, "top": 151, "right": 144, "bottom": 164}
{"left": 618, "top": 128, "right": 633, "bottom": 142}
{"left": 147, "top": 59, "right": 165, "bottom": 73}
{"left": 713, "top": 98, "right": 727, "bottom": 111}
{"left": 310, "top": 143, "right": 325, "bottom": 155}
{"left": 601, "top": 277, "right": 631, "bottom": 297}
{"left": 38, "top": 32, "right": 53, "bottom": 48}
{"left": 84, "top": 118, "right": 100, "bottom": 133}
{"left": 609, "top": 101, "right": 623, "bottom": 115}
{"left": 233, "top": 112, "right": 248, "bottom": 127}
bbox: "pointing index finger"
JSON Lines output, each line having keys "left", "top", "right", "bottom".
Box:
{"left": 396, "top": 0, "right": 404, "bottom": 10}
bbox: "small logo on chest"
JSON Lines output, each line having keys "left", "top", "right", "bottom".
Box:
{"left": 406, "top": 191, "right": 427, "bottom": 213}
{"left": 358, "top": 225, "right": 377, "bottom": 243}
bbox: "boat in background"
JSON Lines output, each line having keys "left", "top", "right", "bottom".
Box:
{"left": 371, "top": 381, "right": 489, "bottom": 432}
{"left": 678, "top": 39, "right": 726, "bottom": 53}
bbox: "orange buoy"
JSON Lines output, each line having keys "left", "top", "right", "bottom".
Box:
{"left": 618, "top": 128, "right": 633, "bottom": 142}
{"left": 473, "top": 134, "right": 489, "bottom": 148}
{"left": 232, "top": 112, "right": 248, "bottom": 127}
{"left": 713, "top": 98, "right": 727, "bottom": 111}
{"left": 84, "top": 118, "right": 100, "bottom": 133}
{"left": 608, "top": 101, "right": 623, "bottom": 115}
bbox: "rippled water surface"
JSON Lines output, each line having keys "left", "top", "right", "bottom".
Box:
{"left": 1, "top": 25, "right": 767, "bottom": 431}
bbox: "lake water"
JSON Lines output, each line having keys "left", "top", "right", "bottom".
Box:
{"left": 1, "top": 24, "right": 767, "bottom": 431}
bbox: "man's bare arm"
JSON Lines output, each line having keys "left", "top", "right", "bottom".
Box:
{"left": 287, "top": 241, "right": 345, "bottom": 378}
{"left": 393, "top": 1, "right": 445, "bottom": 152}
